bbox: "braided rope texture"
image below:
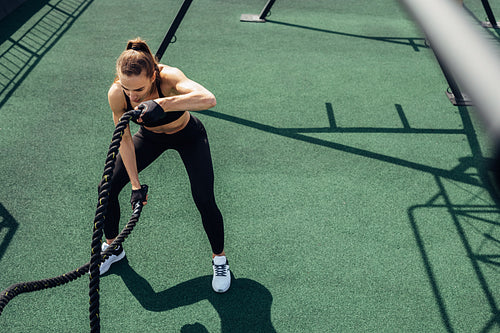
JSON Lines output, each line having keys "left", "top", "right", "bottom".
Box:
{"left": 0, "top": 111, "right": 141, "bottom": 333}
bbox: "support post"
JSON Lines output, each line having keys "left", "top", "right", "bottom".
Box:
{"left": 432, "top": 50, "right": 473, "bottom": 106}
{"left": 240, "top": 0, "right": 277, "bottom": 23}
{"left": 431, "top": 48, "right": 473, "bottom": 106}
{"left": 155, "top": 0, "right": 193, "bottom": 61}
{"left": 480, "top": 0, "right": 499, "bottom": 29}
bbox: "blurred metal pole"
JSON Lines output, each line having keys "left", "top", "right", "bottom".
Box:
{"left": 399, "top": 0, "right": 500, "bottom": 141}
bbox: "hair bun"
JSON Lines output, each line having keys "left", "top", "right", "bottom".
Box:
{"left": 126, "top": 39, "right": 147, "bottom": 52}
{"left": 129, "top": 43, "right": 144, "bottom": 52}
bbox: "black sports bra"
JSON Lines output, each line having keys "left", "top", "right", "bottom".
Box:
{"left": 124, "top": 78, "right": 185, "bottom": 127}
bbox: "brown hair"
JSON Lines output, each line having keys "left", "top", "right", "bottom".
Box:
{"left": 116, "top": 37, "right": 160, "bottom": 81}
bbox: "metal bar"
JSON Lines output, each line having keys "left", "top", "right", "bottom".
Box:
{"left": 155, "top": 0, "right": 193, "bottom": 61}
{"left": 481, "top": 0, "right": 499, "bottom": 28}
{"left": 258, "top": 0, "right": 277, "bottom": 20}
{"left": 241, "top": 0, "right": 278, "bottom": 22}
{"left": 432, "top": 47, "right": 472, "bottom": 105}
{"left": 399, "top": 0, "right": 500, "bottom": 140}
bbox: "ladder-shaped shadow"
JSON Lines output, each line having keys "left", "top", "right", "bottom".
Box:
{"left": 200, "top": 103, "right": 486, "bottom": 187}
{"left": 200, "top": 101, "right": 499, "bottom": 331}
{"left": 0, "top": 0, "right": 94, "bottom": 109}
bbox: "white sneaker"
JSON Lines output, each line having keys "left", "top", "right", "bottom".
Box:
{"left": 212, "top": 256, "right": 230, "bottom": 293}
{"left": 99, "top": 242, "right": 125, "bottom": 275}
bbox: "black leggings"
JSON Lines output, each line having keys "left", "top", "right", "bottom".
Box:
{"left": 103, "top": 114, "right": 224, "bottom": 254}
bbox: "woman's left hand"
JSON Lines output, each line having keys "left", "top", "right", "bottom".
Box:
{"left": 130, "top": 184, "right": 149, "bottom": 208}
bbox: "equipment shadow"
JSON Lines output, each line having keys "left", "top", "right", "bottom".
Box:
{"left": 0, "top": 203, "right": 18, "bottom": 264}
{"left": 0, "top": 0, "right": 94, "bottom": 109}
{"left": 112, "top": 258, "right": 276, "bottom": 333}
{"left": 200, "top": 102, "right": 500, "bottom": 331}
{"left": 0, "top": 0, "right": 49, "bottom": 41}
{"left": 406, "top": 105, "right": 500, "bottom": 332}
{"left": 266, "top": 19, "right": 428, "bottom": 52}
{"left": 200, "top": 104, "right": 494, "bottom": 191}
{"left": 408, "top": 175, "right": 500, "bottom": 332}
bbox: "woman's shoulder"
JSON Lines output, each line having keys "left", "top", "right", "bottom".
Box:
{"left": 108, "top": 80, "right": 124, "bottom": 98}
{"left": 159, "top": 64, "right": 188, "bottom": 87}
{"left": 158, "top": 64, "right": 187, "bottom": 94}
{"left": 108, "top": 81, "right": 126, "bottom": 111}
{"left": 158, "top": 64, "right": 185, "bottom": 78}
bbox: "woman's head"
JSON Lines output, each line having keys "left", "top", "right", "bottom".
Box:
{"left": 116, "top": 38, "right": 159, "bottom": 103}
{"left": 117, "top": 38, "right": 157, "bottom": 78}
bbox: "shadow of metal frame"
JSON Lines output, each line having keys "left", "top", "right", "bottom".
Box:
{"left": 0, "top": 0, "right": 94, "bottom": 109}
{"left": 0, "top": 204, "right": 19, "bottom": 264}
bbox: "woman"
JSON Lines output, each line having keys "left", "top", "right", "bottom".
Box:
{"left": 101, "top": 37, "right": 230, "bottom": 293}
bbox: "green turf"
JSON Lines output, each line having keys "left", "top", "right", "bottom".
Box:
{"left": 1, "top": 0, "right": 500, "bottom": 332}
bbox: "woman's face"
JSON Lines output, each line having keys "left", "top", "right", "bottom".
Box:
{"left": 119, "top": 71, "right": 155, "bottom": 104}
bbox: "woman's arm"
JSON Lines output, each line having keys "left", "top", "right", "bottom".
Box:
{"left": 108, "top": 83, "right": 141, "bottom": 190}
{"left": 155, "top": 66, "right": 216, "bottom": 112}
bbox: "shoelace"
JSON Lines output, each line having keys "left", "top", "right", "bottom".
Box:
{"left": 101, "top": 245, "right": 121, "bottom": 261}
{"left": 213, "top": 264, "right": 228, "bottom": 277}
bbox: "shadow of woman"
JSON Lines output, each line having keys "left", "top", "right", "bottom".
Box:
{"left": 112, "top": 258, "right": 276, "bottom": 332}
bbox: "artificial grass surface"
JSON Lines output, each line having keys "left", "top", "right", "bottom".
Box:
{"left": 1, "top": 0, "right": 500, "bottom": 332}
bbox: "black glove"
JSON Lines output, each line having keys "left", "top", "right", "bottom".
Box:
{"left": 130, "top": 184, "right": 148, "bottom": 208}
{"left": 136, "top": 100, "right": 165, "bottom": 123}
{"left": 129, "top": 108, "right": 143, "bottom": 121}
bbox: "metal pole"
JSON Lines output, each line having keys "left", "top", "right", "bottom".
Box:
{"left": 400, "top": 0, "right": 500, "bottom": 190}
{"left": 240, "top": 0, "right": 278, "bottom": 23}
{"left": 258, "top": 0, "right": 277, "bottom": 20}
{"left": 155, "top": 0, "right": 194, "bottom": 61}
{"left": 432, "top": 47, "right": 472, "bottom": 106}
{"left": 399, "top": 0, "right": 500, "bottom": 139}
{"left": 481, "top": 0, "right": 499, "bottom": 28}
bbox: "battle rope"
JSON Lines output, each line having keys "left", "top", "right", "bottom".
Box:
{"left": 0, "top": 110, "right": 144, "bottom": 333}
